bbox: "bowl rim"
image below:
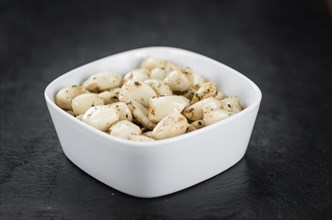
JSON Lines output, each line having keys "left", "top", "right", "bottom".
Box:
{"left": 45, "top": 46, "right": 262, "bottom": 147}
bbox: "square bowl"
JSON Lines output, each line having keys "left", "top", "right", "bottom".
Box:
{"left": 44, "top": 47, "right": 262, "bottom": 198}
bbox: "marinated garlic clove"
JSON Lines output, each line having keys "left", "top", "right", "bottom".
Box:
{"left": 214, "top": 91, "right": 225, "bottom": 100}
{"left": 55, "top": 85, "right": 88, "bottom": 110}
{"left": 98, "top": 88, "right": 120, "bottom": 104}
{"left": 140, "top": 57, "right": 180, "bottom": 72}
{"left": 203, "top": 109, "right": 232, "bottom": 126}
{"left": 124, "top": 69, "right": 149, "bottom": 82}
{"left": 183, "top": 97, "right": 221, "bottom": 121}
{"left": 82, "top": 72, "right": 122, "bottom": 92}
{"left": 82, "top": 105, "right": 120, "bottom": 131}
{"left": 163, "top": 67, "right": 193, "bottom": 92}
{"left": 144, "top": 79, "right": 173, "bottom": 96}
{"left": 140, "top": 126, "right": 149, "bottom": 133}
{"left": 140, "top": 57, "right": 167, "bottom": 71}
{"left": 127, "top": 100, "right": 156, "bottom": 129}
{"left": 144, "top": 131, "right": 153, "bottom": 138}
{"left": 129, "top": 134, "right": 155, "bottom": 142}
{"left": 186, "top": 124, "right": 197, "bottom": 133}
{"left": 150, "top": 67, "right": 168, "bottom": 80}
{"left": 182, "top": 88, "right": 196, "bottom": 100}
{"left": 191, "top": 81, "right": 217, "bottom": 104}
{"left": 71, "top": 93, "right": 104, "bottom": 115}
{"left": 151, "top": 112, "right": 189, "bottom": 140}
{"left": 148, "top": 95, "right": 189, "bottom": 123}
{"left": 76, "top": 114, "right": 83, "bottom": 120}
{"left": 118, "top": 81, "right": 156, "bottom": 107}
{"left": 165, "top": 62, "right": 181, "bottom": 72}
{"left": 110, "top": 102, "right": 133, "bottom": 121}
{"left": 220, "top": 96, "right": 242, "bottom": 113}
{"left": 191, "top": 120, "right": 204, "bottom": 129}
{"left": 109, "top": 120, "right": 141, "bottom": 139}
{"left": 192, "top": 73, "right": 207, "bottom": 89}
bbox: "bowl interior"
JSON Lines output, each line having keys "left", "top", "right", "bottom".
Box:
{"left": 45, "top": 47, "right": 261, "bottom": 111}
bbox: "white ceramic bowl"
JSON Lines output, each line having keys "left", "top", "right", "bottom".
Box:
{"left": 45, "top": 47, "right": 262, "bottom": 198}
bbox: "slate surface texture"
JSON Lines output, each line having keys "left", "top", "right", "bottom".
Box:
{"left": 1, "top": 0, "right": 331, "bottom": 219}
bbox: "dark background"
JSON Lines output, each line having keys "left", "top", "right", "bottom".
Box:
{"left": 1, "top": 0, "right": 331, "bottom": 219}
